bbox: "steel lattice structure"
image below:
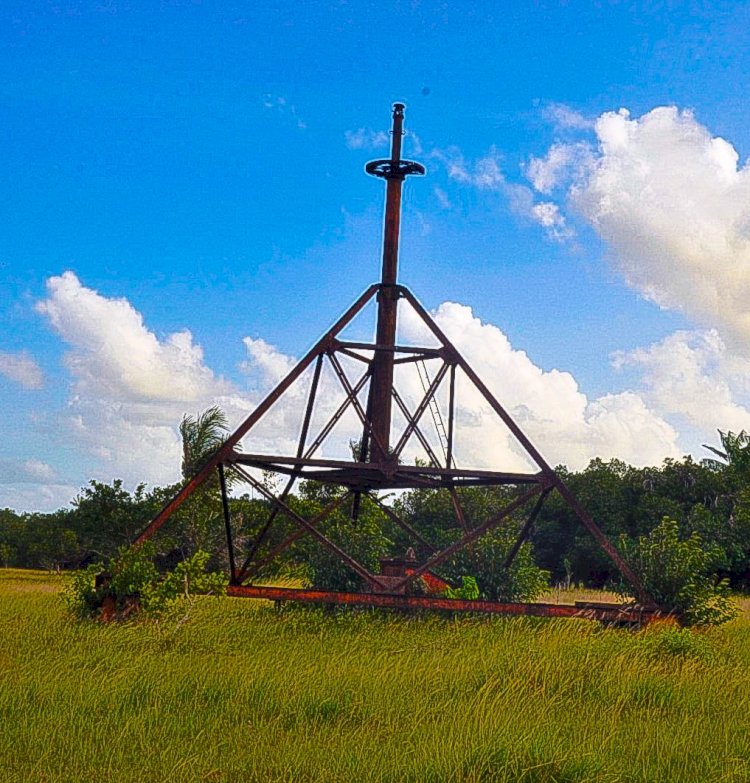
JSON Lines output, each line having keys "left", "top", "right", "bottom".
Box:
{"left": 134, "top": 104, "right": 662, "bottom": 624}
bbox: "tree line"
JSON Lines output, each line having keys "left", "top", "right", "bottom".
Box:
{"left": 2, "top": 429, "right": 749, "bottom": 593}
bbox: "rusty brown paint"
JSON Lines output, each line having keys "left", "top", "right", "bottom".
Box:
{"left": 226, "top": 585, "right": 665, "bottom": 625}
{"left": 368, "top": 104, "right": 425, "bottom": 463}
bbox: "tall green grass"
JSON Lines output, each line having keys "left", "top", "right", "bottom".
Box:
{"left": 1, "top": 569, "right": 749, "bottom": 782}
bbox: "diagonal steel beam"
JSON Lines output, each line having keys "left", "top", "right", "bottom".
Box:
{"left": 302, "top": 366, "right": 371, "bottom": 460}
{"left": 392, "top": 387, "right": 443, "bottom": 468}
{"left": 392, "top": 388, "right": 472, "bottom": 532}
{"left": 367, "top": 493, "right": 438, "bottom": 553}
{"left": 502, "top": 487, "right": 552, "bottom": 570}
{"left": 238, "top": 489, "right": 353, "bottom": 583}
{"left": 236, "top": 353, "right": 325, "bottom": 581}
{"left": 336, "top": 347, "right": 371, "bottom": 364}
{"left": 392, "top": 362, "right": 449, "bottom": 458}
{"left": 328, "top": 351, "right": 389, "bottom": 460}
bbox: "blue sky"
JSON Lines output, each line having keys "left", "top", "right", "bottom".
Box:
{"left": 3, "top": 1, "right": 750, "bottom": 511}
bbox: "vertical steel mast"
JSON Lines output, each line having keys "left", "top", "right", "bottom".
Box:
{"left": 365, "top": 103, "right": 425, "bottom": 463}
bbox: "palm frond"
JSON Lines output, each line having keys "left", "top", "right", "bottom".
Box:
{"left": 180, "top": 405, "right": 231, "bottom": 480}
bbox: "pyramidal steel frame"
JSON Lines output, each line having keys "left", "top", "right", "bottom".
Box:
{"left": 134, "top": 104, "right": 661, "bottom": 623}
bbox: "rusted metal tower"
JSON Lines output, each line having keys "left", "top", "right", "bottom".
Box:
{"left": 135, "top": 104, "right": 659, "bottom": 623}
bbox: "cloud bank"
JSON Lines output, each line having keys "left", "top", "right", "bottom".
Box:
{"left": 35, "top": 272, "right": 238, "bottom": 488}
{"left": 529, "top": 106, "right": 750, "bottom": 356}
{"left": 614, "top": 329, "right": 750, "bottom": 436}
{"left": 519, "top": 104, "right": 750, "bottom": 445}
{"left": 399, "top": 301, "right": 679, "bottom": 471}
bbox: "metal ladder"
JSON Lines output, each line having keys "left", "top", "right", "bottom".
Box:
{"left": 416, "top": 360, "right": 453, "bottom": 467}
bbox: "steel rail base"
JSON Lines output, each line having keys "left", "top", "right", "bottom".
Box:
{"left": 227, "top": 584, "right": 668, "bottom": 626}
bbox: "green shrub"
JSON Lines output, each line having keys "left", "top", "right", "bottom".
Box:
{"left": 641, "top": 626, "right": 716, "bottom": 663}
{"left": 303, "top": 493, "right": 392, "bottom": 593}
{"left": 155, "top": 550, "right": 227, "bottom": 606}
{"left": 63, "top": 562, "right": 105, "bottom": 618}
{"left": 63, "top": 544, "right": 226, "bottom": 619}
{"left": 618, "top": 516, "right": 738, "bottom": 626}
{"left": 443, "top": 575, "right": 480, "bottom": 600}
{"left": 445, "top": 526, "right": 550, "bottom": 602}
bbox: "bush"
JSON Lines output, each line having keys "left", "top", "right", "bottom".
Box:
{"left": 298, "top": 487, "right": 392, "bottom": 593}
{"left": 444, "top": 526, "right": 550, "bottom": 602}
{"left": 64, "top": 563, "right": 106, "bottom": 618}
{"left": 443, "top": 575, "right": 480, "bottom": 600}
{"left": 63, "top": 544, "right": 227, "bottom": 620}
{"left": 641, "top": 626, "right": 716, "bottom": 663}
{"left": 618, "top": 516, "right": 738, "bottom": 626}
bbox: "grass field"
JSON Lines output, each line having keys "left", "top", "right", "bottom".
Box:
{"left": 2, "top": 569, "right": 750, "bottom": 782}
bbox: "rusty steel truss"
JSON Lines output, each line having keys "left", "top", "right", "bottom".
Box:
{"left": 134, "top": 103, "right": 662, "bottom": 623}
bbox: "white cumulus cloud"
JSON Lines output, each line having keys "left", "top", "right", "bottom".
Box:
{"left": 0, "top": 458, "right": 74, "bottom": 513}
{"left": 544, "top": 103, "right": 594, "bottom": 131}
{"left": 545, "top": 106, "right": 750, "bottom": 354}
{"left": 530, "top": 202, "right": 573, "bottom": 242}
{"left": 30, "top": 273, "right": 689, "bottom": 500}
{"left": 36, "top": 272, "right": 241, "bottom": 487}
{"left": 614, "top": 329, "right": 750, "bottom": 436}
{"left": 37, "top": 271, "right": 228, "bottom": 403}
{"left": 344, "top": 127, "right": 389, "bottom": 150}
{"left": 525, "top": 142, "right": 593, "bottom": 195}
{"left": 430, "top": 147, "right": 504, "bottom": 189}
{"left": 242, "top": 337, "right": 297, "bottom": 391}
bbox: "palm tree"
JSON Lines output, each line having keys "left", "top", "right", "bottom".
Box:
{"left": 179, "top": 406, "right": 230, "bottom": 481}
{"left": 703, "top": 430, "right": 750, "bottom": 490}
{"left": 176, "top": 406, "right": 234, "bottom": 556}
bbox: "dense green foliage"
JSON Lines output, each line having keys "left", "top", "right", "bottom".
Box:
{"left": 619, "top": 517, "right": 738, "bottom": 626}
{"left": 443, "top": 575, "right": 480, "bottom": 600}
{"left": 297, "top": 484, "right": 392, "bottom": 593}
{"left": 2, "top": 570, "right": 750, "bottom": 782}
{"left": 64, "top": 545, "right": 227, "bottom": 619}
{"left": 393, "top": 486, "right": 551, "bottom": 601}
